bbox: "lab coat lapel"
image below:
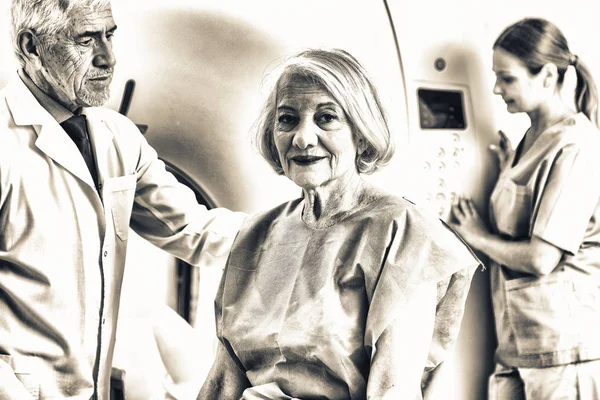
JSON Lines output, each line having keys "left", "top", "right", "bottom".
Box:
{"left": 83, "top": 108, "right": 115, "bottom": 186}
{"left": 35, "top": 123, "right": 97, "bottom": 189}
{"left": 5, "top": 76, "right": 97, "bottom": 190}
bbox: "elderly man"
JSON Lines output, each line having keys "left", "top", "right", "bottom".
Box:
{"left": 0, "top": 0, "right": 245, "bottom": 398}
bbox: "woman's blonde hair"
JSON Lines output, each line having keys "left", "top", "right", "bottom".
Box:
{"left": 255, "top": 48, "right": 394, "bottom": 175}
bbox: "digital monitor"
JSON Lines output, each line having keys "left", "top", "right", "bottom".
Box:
{"left": 418, "top": 89, "right": 466, "bottom": 129}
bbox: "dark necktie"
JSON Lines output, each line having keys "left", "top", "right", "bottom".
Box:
{"left": 60, "top": 115, "right": 99, "bottom": 190}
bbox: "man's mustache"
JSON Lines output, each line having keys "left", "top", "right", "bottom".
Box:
{"left": 87, "top": 70, "right": 114, "bottom": 79}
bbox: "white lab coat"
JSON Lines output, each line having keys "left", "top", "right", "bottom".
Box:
{"left": 0, "top": 75, "right": 245, "bottom": 399}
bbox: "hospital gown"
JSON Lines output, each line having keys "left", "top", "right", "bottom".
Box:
{"left": 214, "top": 193, "right": 480, "bottom": 399}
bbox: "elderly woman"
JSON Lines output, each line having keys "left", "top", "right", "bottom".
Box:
{"left": 200, "top": 49, "right": 480, "bottom": 399}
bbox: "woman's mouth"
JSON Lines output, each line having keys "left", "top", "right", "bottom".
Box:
{"left": 291, "top": 155, "right": 326, "bottom": 166}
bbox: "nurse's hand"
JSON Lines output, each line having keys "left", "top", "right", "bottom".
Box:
{"left": 449, "top": 197, "right": 489, "bottom": 250}
{"left": 489, "top": 130, "right": 513, "bottom": 170}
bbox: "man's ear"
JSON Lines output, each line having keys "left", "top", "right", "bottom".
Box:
{"left": 17, "top": 29, "right": 44, "bottom": 69}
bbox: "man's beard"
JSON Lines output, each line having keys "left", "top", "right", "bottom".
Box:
{"left": 77, "top": 85, "right": 111, "bottom": 107}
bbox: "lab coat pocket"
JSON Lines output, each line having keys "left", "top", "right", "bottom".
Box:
{"left": 505, "top": 275, "right": 578, "bottom": 356}
{"left": 105, "top": 174, "right": 137, "bottom": 242}
{"left": 572, "top": 280, "right": 600, "bottom": 346}
{"left": 490, "top": 178, "right": 533, "bottom": 238}
{"left": 0, "top": 355, "right": 40, "bottom": 399}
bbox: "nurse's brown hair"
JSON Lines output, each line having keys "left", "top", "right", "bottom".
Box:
{"left": 494, "top": 18, "right": 598, "bottom": 127}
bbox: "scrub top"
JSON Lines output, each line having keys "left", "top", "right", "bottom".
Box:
{"left": 489, "top": 113, "right": 600, "bottom": 368}
{"left": 216, "top": 193, "right": 480, "bottom": 399}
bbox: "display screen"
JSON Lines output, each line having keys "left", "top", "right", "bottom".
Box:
{"left": 418, "top": 89, "right": 466, "bottom": 129}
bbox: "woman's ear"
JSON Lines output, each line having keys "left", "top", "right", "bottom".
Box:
{"left": 357, "top": 138, "right": 368, "bottom": 154}
{"left": 17, "top": 29, "right": 44, "bottom": 70}
{"left": 541, "top": 63, "right": 559, "bottom": 88}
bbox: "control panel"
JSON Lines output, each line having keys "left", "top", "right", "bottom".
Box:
{"left": 404, "top": 83, "right": 476, "bottom": 220}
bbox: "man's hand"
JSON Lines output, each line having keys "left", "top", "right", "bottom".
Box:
{"left": 0, "top": 359, "right": 34, "bottom": 400}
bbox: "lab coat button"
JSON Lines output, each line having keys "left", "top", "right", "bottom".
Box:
{"left": 103, "top": 250, "right": 108, "bottom": 257}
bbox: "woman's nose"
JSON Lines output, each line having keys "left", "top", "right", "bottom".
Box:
{"left": 493, "top": 81, "right": 502, "bottom": 95}
{"left": 292, "top": 121, "right": 318, "bottom": 149}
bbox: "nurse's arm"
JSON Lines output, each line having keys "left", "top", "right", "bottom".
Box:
{"left": 470, "top": 233, "right": 563, "bottom": 276}
{"left": 450, "top": 198, "right": 563, "bottom": 276}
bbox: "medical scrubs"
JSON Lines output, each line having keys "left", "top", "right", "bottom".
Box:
{"left": 216, "top": 193, "right": 480, "bottom": 399}
{"left": 488, "top": 113, "right": 600, "bottom": 398}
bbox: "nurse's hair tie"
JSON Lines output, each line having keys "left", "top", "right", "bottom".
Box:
{"left": 569, "top": 54, "right": 578, "bottom": 66}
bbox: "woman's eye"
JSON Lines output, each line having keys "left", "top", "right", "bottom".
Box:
{"left": 502, "top": 77, "right": 514, "bottom": 84}
{"left": 276, "top": 115, "right": 298, "bottom": 131}
{"left": 278, "top": 114, "right": 296, "bottom": 124}
{"left": 317, "top": 113, "right": 337, "bottom": 124}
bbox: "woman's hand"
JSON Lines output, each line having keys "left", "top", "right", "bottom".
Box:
{"left": 489, "top": 130, "right": 514, "bottom": 170}
{"left": 449, "top": 197, "right": 490, "bottom": 251}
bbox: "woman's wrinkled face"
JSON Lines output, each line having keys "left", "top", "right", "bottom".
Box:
{"left": 37, "top": 3, "right": 117, "bottom": 110}
{"left": 274, "top": 78, "right": 360, "bottom": 191}
{"left": 492, "top": 48, "right": 545, "bottom": 113}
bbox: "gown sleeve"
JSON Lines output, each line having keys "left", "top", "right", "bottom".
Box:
{"left": 364, "top": 211, "right": 480, "bottom": 397}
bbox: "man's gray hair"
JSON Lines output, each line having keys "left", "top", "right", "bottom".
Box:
{"left": 10, "top": 0, "right": 111, "bottom": 67}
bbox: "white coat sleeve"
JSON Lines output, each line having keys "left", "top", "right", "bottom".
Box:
{"left": 122, "top": 118, "right": 246, "bottom": 267}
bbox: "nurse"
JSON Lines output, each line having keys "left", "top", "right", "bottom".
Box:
{"left": 450, "top": 18, "right": 600, "bottom": 399}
